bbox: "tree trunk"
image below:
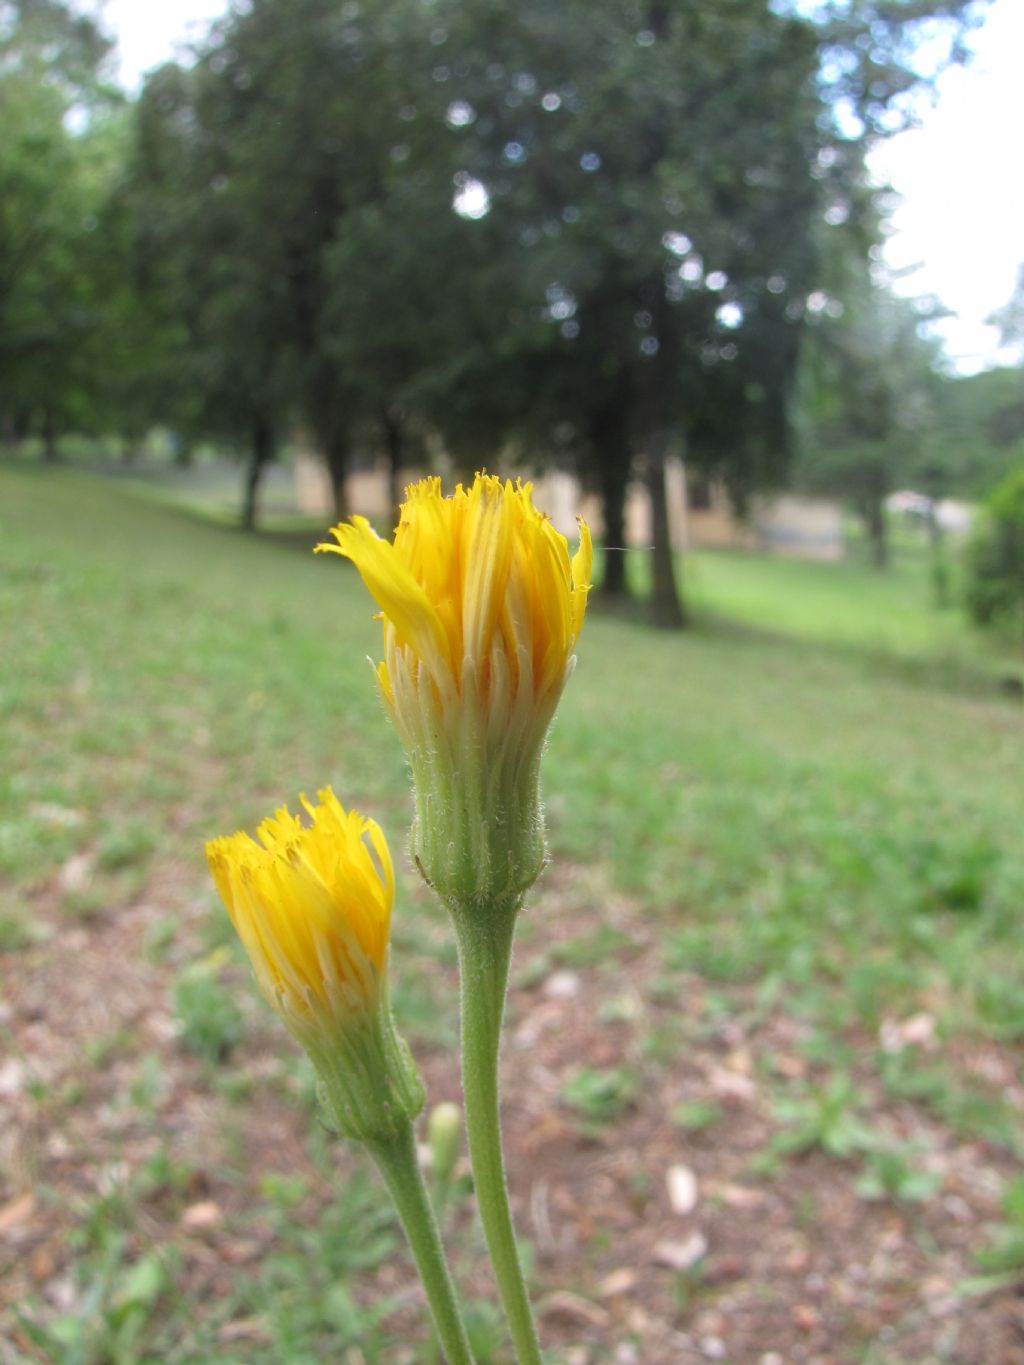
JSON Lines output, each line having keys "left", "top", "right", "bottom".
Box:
{"left": 382, "top": 406, "right": 404, "bottom": 530}
{"left": 42, "top": 410, "right": 59, "bottom": 463}
{"left": 242, "top": 416, "right": 274, "bottom": 531}
{"left": 864, "top": 487, "right": 889, "bottom": 569}
{"left": 926, "top": 501, "right": 949, "bottom": 608}
{"left": 645, "top": 443, "right": 686, "bottom": 629}
{"left": 324, "top": 429, "right": 349, "bottom": 521}
{"left": 592, "top": 407, "right": 631, "bottom": 598}
{"left": 309, "top": 369, "right": 350, "bottom": 522}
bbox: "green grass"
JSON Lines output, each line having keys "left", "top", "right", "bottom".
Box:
{"left": 4, "top": 461, "right": 1023, "bottom": 1038}
{"left": 3, "top": 462, "right": 1024, "bottom": 1359}
{"left": 688, "top": 539, "right": 968, "bottom": 652}
{"left": 618, "top": 522, "right": 1019, "bottom": 672}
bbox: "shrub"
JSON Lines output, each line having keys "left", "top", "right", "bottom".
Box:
{"left": 965, "top": 467, "right": 1024, "bottom": 634}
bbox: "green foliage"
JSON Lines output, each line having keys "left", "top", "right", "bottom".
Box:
{"left": 560, "top": 1067, "right": 637, "bottom": 1125}
{"left": 97, "top": 822, "right": 155, "bottom": 872}
{"left": 962, "top": 1177, "right": 1024, "bottom": 1294}
{"left": 0, "top": 894, "right": 42, "bottom": 951}
{"left": 768, "top": 1074, "right": 882, "bottom": 1161}
{"left": 670, "top": 1101, "right": 724, "bottom": 1134}
{"left": 550, "top": 923, "right": 632, "bottom": 969}
{"left": 855, "top": 1147, "right": 940, "bottom": 1204}
{"left": 249, "top": 1168, "right": 402, "bottom": 1357}
{"left": 173, "top": 957, "right": 245, "bottom": 1063}
{"left": 973, "top": 973, "right": 1024, "bottom": 1042}
{"left": 5, "top": 468, "right": 1024, "bottom": 1357}
{"left": 1, "top": 0, "right": 992, "bottom": 589}
{"left": 17, "top": 1247, "right": 174, "bottom": 1364}
{"left": 965, "top": 466, "right": 1024, "bottom": 634}
{"left": 879, "top": 1052, "right": 1024, "bottom": 1155}
{"left": 0, "top": 1, "right": 128, "bottom": 449}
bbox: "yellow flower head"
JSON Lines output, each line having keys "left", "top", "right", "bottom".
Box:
{"left": 317, "top": 474, "right": 593, "bottom": 911}
{"left": 205, "top": 790, "right": 423, "bottom": 1140}
{"left": 317, "top": 472, "right": 592, "bottom": 717}
{"left": 206, "top": 788, "right": 393, "bottom": 1041}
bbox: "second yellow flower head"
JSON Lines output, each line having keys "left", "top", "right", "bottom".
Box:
{"left": 206, "top": 788, "right": 424, "bottom": 1140}
{"left": 206, "top": 788, "right": 393, "bottom": 1039}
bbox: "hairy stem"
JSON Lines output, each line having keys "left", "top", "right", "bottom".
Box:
{"left": 369, "top": 1122, "right": 475, "bottom": 1365}
{"left": 453, "top": 905, "right": 541, "bottom": 1365}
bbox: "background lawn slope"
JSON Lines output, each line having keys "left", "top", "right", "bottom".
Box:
{"left": 2, "top": 466, "right": 1023, "bottom": 1364}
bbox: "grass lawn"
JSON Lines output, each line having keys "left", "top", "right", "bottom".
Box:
{"left": 2, "top": 463, "right": 1023, "bottom": 1364}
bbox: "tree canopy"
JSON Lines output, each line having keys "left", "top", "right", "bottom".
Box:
{"left": 1, "top": 0, "right": 1004, "bottom": 621}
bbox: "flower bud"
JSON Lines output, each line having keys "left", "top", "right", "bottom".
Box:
{"left": 206, "top": 788, "right": 424, "bottom": 1142}
{"left": 427, "top": 1101, "right": 463, "bottom": 1185}
{"left": 317, "top": 474, "right": 592, "bottom": 915}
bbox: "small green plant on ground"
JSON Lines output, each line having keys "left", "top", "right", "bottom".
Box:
{"left": 561, "top": 1066, "right": 638, "bottom": 1126}
{"left": 173, "top": 954, "right": 245, "bottom": 1062}
{"left": 763, "top": 1073, "right": 883, "bottom": 1165}
{"left": 671, "top": 1100, "right": 724, "bottom": 1133}
{"left": 855, "top": 1146, "right": 940, "bottom": 1204}
{"left": 17, "top": 1246, "right": 175, "bottom": 1365}
{"left": 962, "top": 1176, "right": 1024, "bottom": 1295}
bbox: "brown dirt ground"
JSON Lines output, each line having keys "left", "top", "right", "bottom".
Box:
{"left": 2, "top": 860, "right": 1023, "bottom": 1364}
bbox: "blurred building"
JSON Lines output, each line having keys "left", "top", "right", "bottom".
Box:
{"left": 887, "top": 489, "right": 974, "bottom": 535}
{"left": 295, "top": 452, "right": 844, "bottom": 559}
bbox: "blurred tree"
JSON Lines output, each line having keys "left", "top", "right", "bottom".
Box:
{"left": 412, "top": 0, "right": 828, "bottom": 623}
{"left": 0, "top": 0, "right": 122, "bottom": 455}
{"left": 965, "top": 465, "right": 1024, "bottom": 640}
{"left": 796, "top": 257, "right": 943, "bottom": 568}
{"left": 416, "top": 0, "right": 985, "bottom": 622}
{"left": 979, "top": 267, "right": 1024, "bottom": 452}
{"left": 117, "top": 63, "right": 208, "bottom": 464}
{"left": 933, "top": 365, "right": 1024, "bottom": 481}
{"left": 130, "top": 0, "right": 470, "bottom": 526}
{"left": 990, "top": 264, "right": 1024, "bottom": 355}
{"left": 116, "top": 0, "right": 985, "bottom": 559}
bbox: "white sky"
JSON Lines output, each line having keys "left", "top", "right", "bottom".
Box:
{"left": 96, "top": 0, "right": 228, "bottom": 83}
{"left": 869, "top": 0, "right": 1024, "bottom": 374}
{"left": 94, "top": 0, "right": 1024, "bottom": 375}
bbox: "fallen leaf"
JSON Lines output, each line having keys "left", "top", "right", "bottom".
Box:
{"left": 706, "top": 1066, "right": 757, "bottom": 1101}
{"left": 717, "top": 1183, "right": 767, "bottom": 1209}
{"left": 0, "top": 1192, "right": 35, "bottom": 1236}
{"left": 666, "top": 1164, "right": 699, "bottom": 1215}
{"left": 0, "top": 1061, "right": 24, "bottom": 1098}
{"left": 653, "top": 1232, "right": 708, "bottom": 1271}
{"left": 791, "top": 1303, "right": 819, "bottom": 1331}
{"left": 773, "top": 1053, "right": 807, "bottom": 1079}
{"left": 218, "top": 1317, "right": 270, "bottom": 1344}
{"left": 538, "top": 1291, "right": 609, "bottom": 1327}
{"left": 597, "top": 1268, "right": 637, "bottom": 1297}
{"left": 59, "top": 851, "right": 95, "bottom": 895}
{"left": 543, "top": 969, "right": 581, "bottom": 1000}
{"left": 181, "top": 1200, "right": 223, "bottom": 1231}
{"left": 879, "top": 1012, "right": 937, "bottom": 1053}
{"left": 30, "top": 803, "right": 84, "bottom": 828}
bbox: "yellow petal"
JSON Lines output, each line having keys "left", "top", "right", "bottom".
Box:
{"left": 317, "top": 517, "right": 451, "bottom": 675}
{"left": 204, "top": 788, "right": 393, "bottom": 1027}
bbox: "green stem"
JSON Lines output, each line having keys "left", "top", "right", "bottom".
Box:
{"left": 369, "top": 1122, "right": 475, "bottom": 1365}
{"left": 453, "top": 906, "right": 542, "bottom": 1365}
